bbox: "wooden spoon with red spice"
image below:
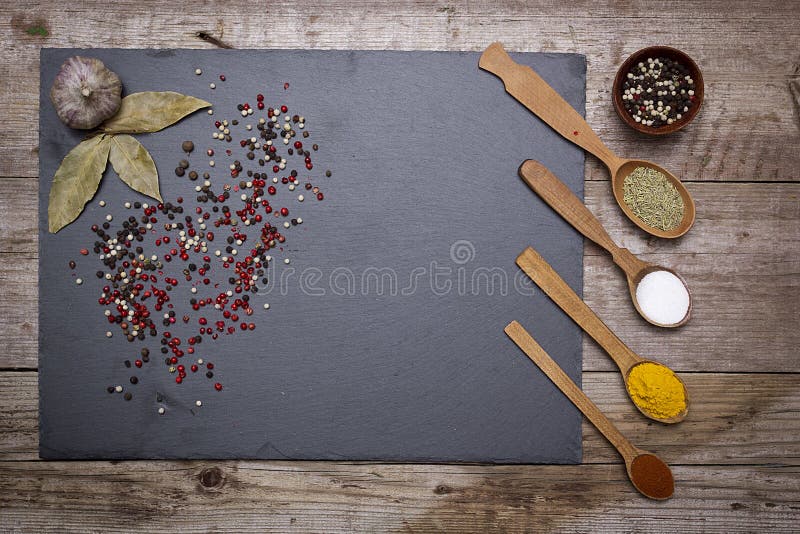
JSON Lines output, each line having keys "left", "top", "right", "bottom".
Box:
{"left": 504, "top": 320, "right": 675, "bottom": 500}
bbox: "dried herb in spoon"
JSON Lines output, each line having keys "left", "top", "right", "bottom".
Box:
{"left": 622, "top": 166, "right": 685, "bottom": 231}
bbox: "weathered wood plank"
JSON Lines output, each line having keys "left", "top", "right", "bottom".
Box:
{"left": 581, "top": 181, "right": 800, "bottom": 372}
{"left": 581, "top": 372, "right": 800, "bottom": 466}
{"left": 3, "top": 252, "right": 796, "bottom": 372}
{"left": 4, "top": 371, "right": 798, "bottom": 466}
{"left": 3, "top": 180, "right": 796, "bottom": 371}
{"left": 6, "top": 178, "right": 795, "bottom": 255}
{"left": 5, "top": 179, "right": 796, "bottom": 255}
{"left": 0, "top": 460, "right": 797, "bottom": 532}
{"left": 0, "top": 373, "right": 37, "bottom": 461}
{"left": 2, "top": 1, "right": 798, "bottom": 530}
{"left": 1, "top": 1, "right": 799, "bottom": 180}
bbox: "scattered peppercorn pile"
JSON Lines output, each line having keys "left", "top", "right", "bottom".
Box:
{"left": 68, "top": 73, "right": 330, "bottom": 413}
{"left": 619, "top": 56, "right": 696, "bottom": 128}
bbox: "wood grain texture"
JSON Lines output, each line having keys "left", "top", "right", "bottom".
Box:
{"left": 0, "top": 461, "right": 797, "bottom": 532}
{"left": 2, "top": 0, "right": 800, "bottom": 529}
{"left": 2, "top": 1, "right": 799, "bottom": 181}
{"left": 3, "top": 372, "right": 798, "bottom": 466}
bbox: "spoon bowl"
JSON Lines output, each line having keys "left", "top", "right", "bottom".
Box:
{"left": 627, "top": 264, "right": 692, "bottom": 328}
{"left": 624, "top": 360, "right": 690, "bottom": 424}
{"left": 627, "top": 452, "right": 675, "bottom": 500}
{"left": 480, "top": 42, "right": 697, "bottom": 238}
{"left": 518, "top": 160, "right": 692, "bottom": 328}
{"left": 612, "top": 159, "right": 696, "bottom": 239}
{"left": 515, "top": 246, "right": 689, "bottom": 423}
{"left": 505, "top": 321, "right": 675, "bottom": 499}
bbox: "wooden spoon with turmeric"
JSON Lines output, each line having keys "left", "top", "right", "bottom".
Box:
{"left": 515, "top": 246, "right": 689, "bottom": 423}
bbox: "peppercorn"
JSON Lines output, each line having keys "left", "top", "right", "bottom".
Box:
{"left": 620, "top": 56, "right": 696, "bottom": 128}
{"left": 182, "top": 140, "right": 194, "bottom": 153}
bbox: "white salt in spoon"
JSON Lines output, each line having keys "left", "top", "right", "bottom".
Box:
{"left": 518, "top": 160, "right": 692, "bottom": 328}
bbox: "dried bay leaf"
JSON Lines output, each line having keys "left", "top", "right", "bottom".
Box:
{"left": 109, "top": 134, "right": 162, "bottom": 202}
{"left": 48, "top": 135, "right": 112, "bottom": 233}
{"left": 99, "top": 91, "right": 211, "bottom": 134}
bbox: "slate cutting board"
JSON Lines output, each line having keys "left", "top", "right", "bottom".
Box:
{"left": 39, "top": 48, "right": 586, "bottom": 462}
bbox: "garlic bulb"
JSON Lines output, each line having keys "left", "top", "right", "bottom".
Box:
{"left": 50, "top": 56, "right": 122, "bottom": 129}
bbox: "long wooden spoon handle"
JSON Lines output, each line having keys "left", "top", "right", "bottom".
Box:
{"left": 479, "top": 42, "right": 623, "bottom": 172}
{"left": 515, "top": 247, "right": 641, "bottom": 373}
{"left": 518, "top": 160, "right": 648, "bottom": 277}
{"left": 518, "top": 160, "right": 621, "bottom": 253}
{"left": 504, "top": 321, "right": 638, "bottom": 460}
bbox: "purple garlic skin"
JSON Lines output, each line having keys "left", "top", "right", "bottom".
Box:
{"left": 50, "top": 56, "right": 122, "bottom": 129}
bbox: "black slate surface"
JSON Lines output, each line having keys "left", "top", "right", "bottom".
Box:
{"left": 39, "top": 48, "right": 586, "bottom": 462}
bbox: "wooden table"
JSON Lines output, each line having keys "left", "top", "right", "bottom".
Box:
{"left": 1, "top": 1, "right": 798, "bottom": 531}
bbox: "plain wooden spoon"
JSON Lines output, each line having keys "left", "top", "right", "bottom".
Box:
{"left": 504, "top": 320, "right": 675, "bottom": 500}
{"left": 479, "top": 42, "right": 696, "bottom": 239}
{"left": 515, "top": 246, "right": 689, "bottom": 423}
{"left": 518, "top": 159, "right": 692, "bottom": 328}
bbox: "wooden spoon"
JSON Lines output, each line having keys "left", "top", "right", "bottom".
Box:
{"left": 504, "top": 320, "right": 675, "bottom": 500}
{"left": 515, "top": 246, "right": 689, "bottom": 423}
{"left": 518, "top": 159, "right": 692, "bottom": 328}
{"left": 479, "top": 42, "right": 696, "bottom": 239}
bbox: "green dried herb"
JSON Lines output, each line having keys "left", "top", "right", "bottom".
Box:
{"left": 48, "top": 135, "right": 112, "bottom": 233}
{"left": 108, "top": 135, "right": 161, "bottom": 202}
{"left": 100, "top": 91, "right": 211, "bottom": 134}
{"left": 622, "top": 167, "right": 685, "bottom": 231}
{"left": 48, "top": 88, "right": 210, "bottom": 233}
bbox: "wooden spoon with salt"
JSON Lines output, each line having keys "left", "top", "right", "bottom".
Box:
{"left": 518, "top": 159, "right": 692, "bottom": 328}
{"left": 479, "top": 42, "right": 696, "bottom": 239}
{"left": 515, "top": 246, "right": 689, "bottom": 424}
{"left": 504, "top": 320, "right": 675, "bottom": 500}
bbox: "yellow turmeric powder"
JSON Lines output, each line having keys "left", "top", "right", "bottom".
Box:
{"left": 626, "top": 362, "right": 687, "bottom": 420}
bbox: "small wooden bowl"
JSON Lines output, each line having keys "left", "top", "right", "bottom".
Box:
{"left": 612, "top": 46, "right": 704, "bottom": 136}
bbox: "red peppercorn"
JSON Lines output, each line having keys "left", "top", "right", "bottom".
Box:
{"left": 256, "top": 93, "right": 264, "bottom": 101}
{"left": 214, "top": 383, "right": 223, "bottom": 391}
{"left": 267, "top": 186, "right": 276, "bottom": 195}
{"left": 257, "top": 102, "right": 264, "bottom": 110}
{"left": 317, "top": 192, "right": 324, "bottom": 201}
{"left": 280, "top": 105, "right": 288, "bottom": 113}
{"left": 219, "top": 75, "right": 226, "bottom": 81}
{"left": 280, "top": 207, "right": 289, "bottom": 217}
